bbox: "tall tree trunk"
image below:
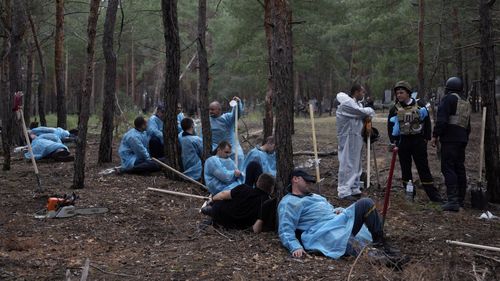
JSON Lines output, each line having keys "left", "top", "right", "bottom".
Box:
{"left": 72, "top": 0, "right": 100, "bottom": 189}
{"left": 55, "top": 0, "right": 66, "bottom": 128}
{"left": 270, "top": 0, "right": 294, "bottom": 199}
{"left": 27, "top": 12, "right": 47, "bottom": 126}
{"left": 24, "top": 45, "right": 33, "bottom": 124}
{"left": 479, "top": 0, "right": 499, "bottom": 203}
{"left": 451, "top": 6, "right": 463, "bottom": 80}
{"left": 0, "top": 0, "right": 11, "bottom": 170}
{"left": 98, "top": 0, "right": 118, "bottom": 164}
{"left": 161, "top": 0, "right": 182, "bottom": 176}
{"left": 9, "top": 0, "right": 25, "bottom": 147}
{"left": 197, "top": 0, "right": 212, "bottom": 162}
{"left": 417, "top": 0, "right": 425, "bottom": 98}
{"left": 263, "top": 0, "right": 273, "bottom": 139}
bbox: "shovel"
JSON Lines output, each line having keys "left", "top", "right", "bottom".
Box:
{"left": 471, "top": 107, "right": 488, "bottom": 209}
{"left": 230, "top": 99, "right": 239, "bottom": 169}
{"left": 382, "top": 146, "right": 398, "bottom": 227}
{"left": 309, "top": 104, "right": 322, "bottom": 194}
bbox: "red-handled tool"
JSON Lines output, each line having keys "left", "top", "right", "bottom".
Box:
{"left": 382, "top": 146, "right": 398, "bottom": 227}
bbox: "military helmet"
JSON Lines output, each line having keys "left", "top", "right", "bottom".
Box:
{"left": 393, "top": 81, "right": 412, "bottom": 94}
{"left": 445, "top": 77, "right": 463, "bottom": 92}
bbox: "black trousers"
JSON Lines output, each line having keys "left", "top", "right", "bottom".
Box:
{"left": 149, "top": 136, "right": 165, "bottom": 159}
{"left": 351, "top": 198, "right": 383, "bottom": 241}
{"left": 127, "top": 157, "right": 165, "bottom": 174}
{"left": 397, "top": 135, "right": 434, "bottom": 186}
{"left": 244, "top": 161, "right": 263, "bottom": 187}
{"left": 440, "top": 142, "right": 467, "bottom": 201}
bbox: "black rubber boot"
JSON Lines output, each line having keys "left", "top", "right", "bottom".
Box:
{"left": 458, "top": 185, "right": 466, "bottom": 208}
{"left": 423, "top": 184, "right": 443, "bottom": 203}
{"left": 442, "top": 187, "right": 460, "bottom": 212}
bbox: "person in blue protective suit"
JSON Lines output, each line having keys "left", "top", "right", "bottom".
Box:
{"left": 387, "top": 81, "right": 442, "bottom": 203}
{"left": 242, "top": 136, "right": 276, "bottom": 187}
{"left": 209, "top": 96, "right": 244, "bottom": 170}
{"left": 118, "top": 116, "right": 162, "bottom": 174}
{"left": 29, "top": 123, "right": 77, "bottom": 143}
{"left": 25, "top": 133, "right": 73, "bottom": 161}
{"left": 204, "top": 141, "right": 243, "bottom": 195}
{"left": 278, "top": 169, "right": 407, "bottom": 267}
{"left": 336, "top": 84, "right": 375, "bottom": 200}
{"left": 147, "top": 105, "right": 166, "bottom": 158}
{"left": 432, "top": 77, "right": 471, "bottom": 211}
{"left": 177, "top": 103, "right": 184, "bottom": 133}
{"left": 179, "top": 117, "right": 203, "bottom": 181}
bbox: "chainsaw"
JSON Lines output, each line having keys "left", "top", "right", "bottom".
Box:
{"left": 35, "top": 193, "right": 108, "bottom": 219}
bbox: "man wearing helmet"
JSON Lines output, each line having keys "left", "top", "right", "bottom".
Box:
{"left": 387, "top": 81, "right": 442, "bottom": 202}
{"left": 432, "top": 77, "right": 471, "bottom": 212}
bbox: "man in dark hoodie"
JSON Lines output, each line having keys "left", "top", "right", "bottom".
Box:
{"left": 432, "top": 77, "right": 471, "bottom": 212}
{"left": 387, "top": 81, "right": 442, "bottom": 203}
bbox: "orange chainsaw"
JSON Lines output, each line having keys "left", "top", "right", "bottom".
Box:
{"left": 35, "top": 193, "right": 108, "bottom": 219}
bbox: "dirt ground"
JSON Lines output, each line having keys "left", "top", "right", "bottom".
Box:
{"left": 1, "top": 111, "right": 499, "bottom": 281}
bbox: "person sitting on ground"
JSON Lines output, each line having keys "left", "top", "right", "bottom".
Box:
{"left": 24, "top": 133, "right": 73, "bottom": 161}
{"left": 179, "top": 117, "right": 203, "bottom": 181}
{"left": 209, "top": 97, "right": 245, "bottom": 170}
{"left": 118, "top": 116, "right": 162, "bottom": 174}
{"left": 278, "top": 169, "right": 407, "bottom": 267}
{"left": 201, "top": 173, "right": 277, "bottom": 232}
{"left": 242, "top": 136, "right": 276, "bottom": 187}
{"left": 29, "top": 122, "right": 78, "bottom": 143}
{"left": 147, "top": 105, "right": 166, "bottom": 158}
{"left": 204, "top": 141, "right": 243, "bottom": 195}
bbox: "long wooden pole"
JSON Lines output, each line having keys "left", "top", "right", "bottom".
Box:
{"left": 19, "top": 107, "right": 42, "bottom": 192}
{"left": 446, "top": 240, "right": 500, "bottom": 252}
{"left": 234, "top": 101, "right": 239, "bottom": 168}
{"left": 367, "top": 135, "right": 371, "bottom": 189}
{"left": 151, "top": 157, "right": 208, "bottom": 190}
{"left": 308, "top": 104, "right": 320, "bottom": 183}
{"left": 479, "top": 107, "right": 486, "bottom": 183}
{"left": 147, "top": 187, "right": 209, "bottom": 200}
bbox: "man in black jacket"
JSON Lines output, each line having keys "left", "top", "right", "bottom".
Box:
{"left": 387, "top": 81, "right": 442, "bottom": 202}
{"left": 432, "top": 77, "right": 471, "bottom": 211}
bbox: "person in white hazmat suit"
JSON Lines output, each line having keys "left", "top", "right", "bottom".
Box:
{"left": 336, "top": 84, "right": 375, "bottom": 200}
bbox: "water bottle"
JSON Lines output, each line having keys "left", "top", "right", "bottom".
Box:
{"left": 405, "top": 180, "right": 414, "bottom": 202}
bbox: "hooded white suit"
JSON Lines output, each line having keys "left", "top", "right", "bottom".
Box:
{"left": 336, "top": 92, "right": 375, "bottom": 198}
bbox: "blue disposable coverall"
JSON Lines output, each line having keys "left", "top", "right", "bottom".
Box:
{"left": 31, "top": 126, "right": 70, "bottom": 140}
{"left": 204, "top": 155, "right": 243, "bottom": 195}
{"left": 118, "top": 128, "right": 151, "bottom": 171}
{"left": 24, "top": 133, "right": 69, "bottom": 160}
{"left": 179, "top": 131, "right": 203, "bottom": 180}
{"left": 242, "top": 146, "right": 276, "bottom": 177}
{"left": 278, "top": 193, "right": 372, "bottom": 259}
{"left": 210, "top": 101, "right": 245, "bottom": 170}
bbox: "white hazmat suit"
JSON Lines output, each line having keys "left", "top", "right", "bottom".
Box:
{"left": 336, "top": 92, "right": 375, "bottom": 198}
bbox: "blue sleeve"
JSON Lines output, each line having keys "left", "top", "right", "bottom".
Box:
{"left": 129, "top": 134, "right": 151, "bottom": 160}
{"left": 194, "top": 137, "right": 203, "bottom": 158}
{"left": 278, "top": 199, "right": 304, "bottom": 253}
{"left": 208, "top": 159, "right": 235, "bottom": 183}
{"left": 147, "top": 116, "right": 163, "bottom": 141}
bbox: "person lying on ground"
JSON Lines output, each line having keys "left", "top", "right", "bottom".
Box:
{"left": 204, "top": 141, "right": 243, "bottom": 195}
{"left": 209, "top": 96, "right": 245, "bottom": 170}
{"left": 118, "top": 116, "right": 162, "bottom": 175}
{"left": 147, "top": 105, "right": 166, "bottom": 158}
{"left": 29, "top": 122, "right": 78, "bottom": 143}
{"left": 179, "top": 117, "right": 203, "bottom": 181}
{"left": 201, "top": 173, "right": 277, "bottom": 233}
{"left": 24, "top": 133, "right": 73, "bottom": 162}
{"left": 278, "top": 169, "right": 407, "bottom": 268}
{"left": 242, "top": 136, "right": 276, "bottom": 187}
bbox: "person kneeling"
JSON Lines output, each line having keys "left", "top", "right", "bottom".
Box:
{"left": 279, "top": 169, "right": 408, "bottom": 269}
{"left": 201, "top": 173, "right": 277, "bottom": 233}
{"left": 204, "top": 141, "right": 243, "bottom": 195}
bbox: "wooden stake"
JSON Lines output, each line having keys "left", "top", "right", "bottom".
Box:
{"left": 367, "top": 135, "right": 371, "bottom": 189}
{"left": 19, "top": 107, "right": 42, "bottom": 192}
{"left": 147, "top": 187, "right": 209, "bottom": 200}
{"left": 151, "top": 157, "right": 208, "bottom": 190}
{"left": 308, "top": 104, "right": 320, "bottom": 183}
{"left": 234, "top": 102, "right": 239, "bottom": 168}
{"left": 446, "top": 240, "right": 500, "bottom": 252}
{"left": 479, "top": 107, "right": 486, "bottom": 183}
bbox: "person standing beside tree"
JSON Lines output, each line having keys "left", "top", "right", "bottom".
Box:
{"left": 387, "top": 81, "right": 442, "bottom": 203}
{"left": 432, "top": 77, "right": 471, "bottom": 212}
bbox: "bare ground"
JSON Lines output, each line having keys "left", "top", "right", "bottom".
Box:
{"left": 1, "top": 112, "right": 499, "bottom": 281}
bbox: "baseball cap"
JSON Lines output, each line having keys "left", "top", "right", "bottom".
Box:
{"left": 291, "top": 168, "right": 316, "bottom": 183}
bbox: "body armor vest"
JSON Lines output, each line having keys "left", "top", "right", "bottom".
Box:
{"left": 449, "top": 93, "right": 471, "bottom": 129}
{"left": 395, "top": 103, "right": 422, "bottom": 135}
